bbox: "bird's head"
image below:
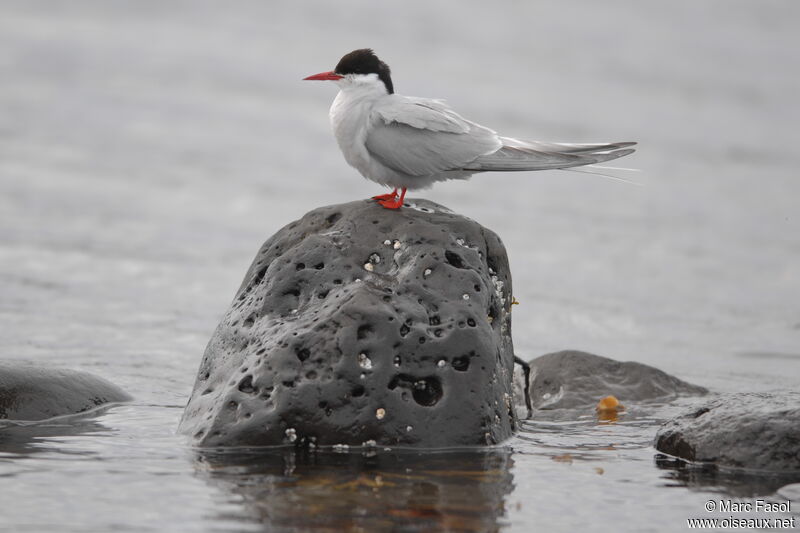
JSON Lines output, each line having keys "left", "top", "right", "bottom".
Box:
{"left": 303, "top": 48, "right": 394, "bottom": 95}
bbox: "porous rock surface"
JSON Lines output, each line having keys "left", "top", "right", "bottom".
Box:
{"left": 180, "top": 199, "right": 517, "bottom": 447}
{"left": 526, "top": 350, "right": 707, "bottom": 409}
{"left": 0, "top": 361, "right": 132, "bottom": 421}
{"left": 655, "top": 392, "right": 800, "bottom": 471}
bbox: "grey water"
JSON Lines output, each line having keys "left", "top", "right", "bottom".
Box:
{"left": 1, "top": 1, "right": 799, "bottom": 531}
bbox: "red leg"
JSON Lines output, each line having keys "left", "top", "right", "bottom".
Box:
{"left": 372, "top": 188, "right": 397, "bottom": 201}
{"left": 377, "top": 187, "right": 407, "bottom": 209}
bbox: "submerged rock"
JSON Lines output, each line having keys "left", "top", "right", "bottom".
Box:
{"left": 0, "top": 361, "right": 131, "bottom": 421}
{"left": 526, "top": 350, "right": 707, "bottom": 409}
{"left": 655, "top": 392, "right": 800, "bottom": 471}
{"left": 180, "top": 199, "right": 517, "bottom": 447}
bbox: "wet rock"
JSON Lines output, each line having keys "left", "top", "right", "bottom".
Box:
{"left": 0, "top": 361, "right": 132, "bottom": 421}
{"left": 655, "top": 392, "right": 800, "bottom": 471}
{"left": 526, "top": 350, "right": 707, "bottom": 409}
{"left": 179, "top": 199, "right": 517, "bottom": 447}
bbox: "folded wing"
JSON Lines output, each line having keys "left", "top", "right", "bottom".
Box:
{"left": 368, "top": 96, "right": 636, "bottom": 175}
{"left": 367, "top": 97, "right": 501, "bottom": 176}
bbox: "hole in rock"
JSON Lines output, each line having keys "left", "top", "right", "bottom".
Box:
{"left": 295, "top": 347, "right": 310, "bottom": 361}
{"left": 387, "top": 374, "right": 443, "bottom": 406}
{"left": 357, "top": 324, "right": 374, "bottom": 340}
{"left": 445, "top": 250, "right": 466, "bottom": 269}
{"left": 351, "top": 385, "right": 365, "bottom": 397}
{"left": 253, "top": 267, "right": 268, "bottom": 285}
{"left": 296, "top": 263, "right": 306, "bottom": 270}
{"left": 452, "top": 356, "right": 470, "bottom": 372}
{"left": 238, "top": 375, "right": 257, "bottom": 394}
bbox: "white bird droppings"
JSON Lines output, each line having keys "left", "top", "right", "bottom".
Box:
{"left": 358, "top": 353, "right": 373, "bottom": 369}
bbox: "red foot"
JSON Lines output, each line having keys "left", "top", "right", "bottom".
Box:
{"left": 376, "top": 187, "right": 407, "bottom": 210}
{"left": 377, "top": 198, "right": 404, "bottom": 209}
{"left": 372, "top": 188, "right": 398, "bottom": 201}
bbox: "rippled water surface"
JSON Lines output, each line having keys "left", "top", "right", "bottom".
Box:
{"left": 1, "top": 1, "right": 799, "bottom": 531}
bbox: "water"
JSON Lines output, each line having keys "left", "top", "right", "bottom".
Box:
{"left": 1, "top": 1, "right": 799, "bottom": 531}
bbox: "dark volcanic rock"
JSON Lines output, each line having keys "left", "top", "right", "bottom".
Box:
{"left": 0, "top": 361, "right": 132, "bottom": 421}
{"left": 655, "top": 392, "right": 800, "bottom": 471}
{"left": 179, "top": 199, "right": 517, "bottom": 447}
{"left": 527, "top": 350, "right": 707, "bottom": 409}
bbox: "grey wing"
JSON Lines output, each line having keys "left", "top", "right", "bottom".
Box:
{"left": 372, "top": 97, "right": 473, "bottom": 133}
{"left": 366, "top": 97, "right": 502, "bottom": 176}
{"left": 368, "top": 96, "right": 636, "bottom": 174}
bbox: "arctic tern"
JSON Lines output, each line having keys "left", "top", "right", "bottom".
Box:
{"left": 304, "top": 49, "right": 636, "bottom": 209}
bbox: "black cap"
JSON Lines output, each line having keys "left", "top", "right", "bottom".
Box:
{"left": 334, "top": 49, "right": 394, "bottom": 94}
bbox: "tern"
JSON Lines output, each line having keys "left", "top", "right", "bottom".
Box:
{"left": 304, "top": 49, "right": 636, "bottom": 209}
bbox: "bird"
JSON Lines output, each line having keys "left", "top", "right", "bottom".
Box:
{"left": 304, "top": 48, "right": 636, "bottom": 209}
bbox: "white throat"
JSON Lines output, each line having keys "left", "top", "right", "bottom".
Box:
{"left": 328, "top": 74, "right": 392, "bottom": 184}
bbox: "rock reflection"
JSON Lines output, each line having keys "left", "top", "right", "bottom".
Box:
{"left": 196, "top": 447, "right": 514, "bottom": 532}
{"left": 0, "top": 416, "right": 109, "bottom": 457}
{"left": 655, "top": 454, "right": 800, "bottom": 498}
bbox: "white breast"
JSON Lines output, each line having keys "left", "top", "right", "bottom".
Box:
{"left": 329, "top": 78, "right": 396, "bottom": 186}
